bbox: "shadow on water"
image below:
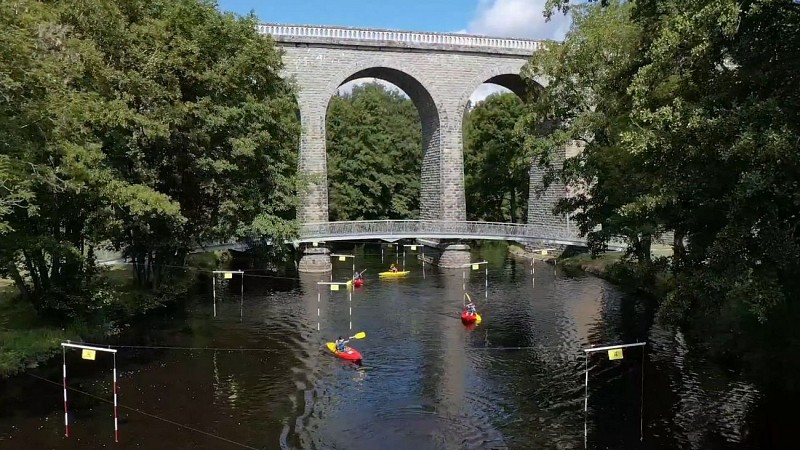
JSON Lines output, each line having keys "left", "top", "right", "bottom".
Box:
{"left": 0, "top": 242, "right": 789, "bottom": 449}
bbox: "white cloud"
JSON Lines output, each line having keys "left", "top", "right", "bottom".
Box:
{"left": 336, "top": 2, "right": 571, "bottom": 106}
{"left": 469, "top": 84, "right": 512, "bottom": 105}
{"left": 467, "top": 0, "right": 571, "bottom": 40}
{"left": 462, "top": 1, "right": 571, "bottom": 105}
{"left": 337, "top": 78, "right": 407, "bottom": 98}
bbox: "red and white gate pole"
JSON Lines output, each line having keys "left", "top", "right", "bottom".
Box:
{"left": 62, "top": 346, "right": 69, "bottom": 437}
{"left": 113, "top": 353, "right": 119, "bottom": 442}
{"left": 61, "top": 342, "right": 119, "bottom": 443}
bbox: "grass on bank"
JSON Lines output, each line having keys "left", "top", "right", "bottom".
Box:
{"left": 0, "top": 251, "right": 230, "bottom": 377}
{"left": 509, "top": 242, "right": 673, "bottom": 296}
{"left": 0, "top": 283, "right": 87, "bottom": 376}
{"left": 556, "top": 245, "right": 673, "bottom": 296}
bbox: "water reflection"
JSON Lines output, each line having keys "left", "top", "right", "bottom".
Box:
{"left": 0, "top": 244, "right": 777, "bottom": 449}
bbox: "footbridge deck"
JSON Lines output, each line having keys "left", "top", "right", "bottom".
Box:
{"left": 295, "top": 220, "right": 624, "bottom": 250}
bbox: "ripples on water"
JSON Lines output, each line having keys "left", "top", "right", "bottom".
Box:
{"left": 0, "top": 244, "right": 769, "bottom": 449}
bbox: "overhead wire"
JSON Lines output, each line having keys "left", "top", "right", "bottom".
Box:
{"left": 107, "top": 257, "right": 543, "bottom": 284}
{"left": 73, "top": 342, "right": 284, "bottom": 353}
{"left": 26, "top": 373, "right": 260, "bottom": 450}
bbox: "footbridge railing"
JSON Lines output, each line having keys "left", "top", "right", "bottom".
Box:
{"left": 296, "top": 220, "right": 592, "bottom": 246}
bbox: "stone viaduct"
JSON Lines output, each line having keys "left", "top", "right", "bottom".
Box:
{"left": 256, "top": 24, "right": 579, "bottom": 271}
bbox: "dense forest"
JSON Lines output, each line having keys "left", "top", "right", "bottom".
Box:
{"left": 0, "top": 0, "right": 299, "bottom": 318}
{"left": 463, "top": 93, "right": 528, "bottom": 223}
{"left": 2, "top": 0, "right": 799, "bottom": 383}
{"left": 326, "top": 84, "right": 528, "bottom": 223}
{"left": 327, "top": 83, "right": 422, "bottom": 221}
{"left": 526, "top": 0, "right": 800, "bottom": 375}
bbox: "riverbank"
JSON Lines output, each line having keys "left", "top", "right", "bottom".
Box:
{"left": 509, "top": 242, "right": 672, "bottom": 297}
{"left": 0, "top": 251, "right": 232, "bottom": 377}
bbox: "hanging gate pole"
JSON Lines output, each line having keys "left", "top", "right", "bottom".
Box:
{"left": 62, "top": 347, "right": 69, "bottom": 437}
{"left": 583, "top": 342, "right": 647, "bottom": 449}
{"left": 61, "top": 342, "right": 119, "bottom": 442}
{"left": 113, "top": 353, "right": 119, "bottom": 442}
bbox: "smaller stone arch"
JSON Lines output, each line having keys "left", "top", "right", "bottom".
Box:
{"left": 456, "top": 62, "right": 547, "bottom": 114}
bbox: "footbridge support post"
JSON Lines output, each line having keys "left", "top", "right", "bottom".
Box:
{"left": 298, "top": 245, "right": 332, "bottom": 273}
{"left": 438, "top": 243, "right": 472, "bottom": 269}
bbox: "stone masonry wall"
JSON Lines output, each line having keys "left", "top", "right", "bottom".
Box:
{"left": 278, "top": 41, "right": 582, "bottom": 248}
{"left": 527, "top": 141, "right": 584, "bottom": 241}
{"left": 279, "top": 45, "right": 531, "bottom": 223}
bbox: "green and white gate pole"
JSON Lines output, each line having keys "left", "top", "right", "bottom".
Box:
{"left": 402, "top": 244, "right": 419, "bottom": 271}
{"left": 331, "top": 253, "right": 356, "bottom": 282}
{"left": 316, "top": 281, "right": 353, "bottom": 331}
{"left": 461, "top": 260, "right": 488, "bottom": 304}
{"left": 212, "top": 270, "right": 244, "bottom": 318}
{"left": 582, "top": 341, "right": 647, "bottom": 449}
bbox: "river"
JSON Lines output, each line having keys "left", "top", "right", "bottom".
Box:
{"left": 0, "top": 243, "right": 781, "bottom": 449}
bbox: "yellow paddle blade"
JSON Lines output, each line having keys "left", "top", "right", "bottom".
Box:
{"left": 475, "top": 314, "right": 482, "bottom": 324}
{"left": 326, "top": 342, "right": 337, "bottom": 352}
{"left": 352, "top": 331, "right": 366, "bottom": 339}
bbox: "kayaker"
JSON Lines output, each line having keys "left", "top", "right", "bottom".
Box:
{"left": 353, "top": 271, "right": 363, "bottom": 280}
{"left": 390, "top": 263, "right": 398, "bottom": 273}
{"left": 335, "top": 336, "right": 349, "bottom": 352}
{"left": 466, "top": 302, "right": 477, "bottom": 316}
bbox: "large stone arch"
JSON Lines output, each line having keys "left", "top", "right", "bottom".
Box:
{"left": 320, "top": 62, "right": 444, "bottom": 221}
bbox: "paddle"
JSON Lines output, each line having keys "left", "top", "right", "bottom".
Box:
{"left": 328, "top": 332, "right": 366, "bottom": 353}
{"left": 351, "top": 269, "right": 367, "bottom": 281}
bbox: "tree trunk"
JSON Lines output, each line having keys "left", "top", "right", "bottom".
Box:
{"left": 510, "top": 189, "right": 517, "bottom": 223}
{"left": 33, "top": 250, "right": 50, "bottom": 290}
{"left": 672, "top": 230, "right": 686, "bottom": 269}
{"left": 21, "top": 250, "right": 42, "bottom": 292}
{"left": 6, "top": 262, "right": 30, "bottom": 300}
{"left": 638, "top": 233, "right": 652, "bottom": 264}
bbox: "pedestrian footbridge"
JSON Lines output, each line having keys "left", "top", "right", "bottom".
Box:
{"left": 294, "top": 220, "right": 624, "bottom": 250}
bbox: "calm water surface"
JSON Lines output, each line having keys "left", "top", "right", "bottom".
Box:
{"left": 0, "top": 244, "right": 773, "bottom": 449}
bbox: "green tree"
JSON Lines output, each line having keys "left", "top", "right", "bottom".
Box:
{"left": 55, "top": 0, "right": 300, "bottom": 288}
{"left": 0, "top": 0, "right": 112, "bottom": 315}
{"left": 526, "top": 0, "right": 800, "bottom": 372}
{"left": 521, "top": 1, "right": 662, "bottom": 261}
{"left": 327, "top": 82, "right": 421, "bottom": 220}
{"left": 463, "top": 93, "right": 528, "bottom": 222}
{"left": 619, "top": 0, "right": 800, "bottom": 328}
{"left": 0, "top": 0, "right": 300, "bottom": 316}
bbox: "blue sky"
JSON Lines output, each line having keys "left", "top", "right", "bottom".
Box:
{"left": 217, "top": 0, "right": 571, "bottom": 39}
{"left": 217, "top": 1, "right": 572, "bottom": 103}
{"left": 218, "top": 0, "right": 474, "bottom": 34}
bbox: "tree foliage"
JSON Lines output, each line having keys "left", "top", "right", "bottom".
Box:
{"left": 463, "top": 93, "right": 528, "bottom": 222}
{"left": 327, "top": 82, "right": 421, "bottom": 220}
{"left": 524, "top": 0, "right": 800, "bottom": 353}
{"left": 0, "top": 0, "right": 299, "bottom": 317}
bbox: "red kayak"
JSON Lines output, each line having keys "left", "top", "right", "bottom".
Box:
{"left": 326, "top": 342, "right": 362, "bottom": 361}
{"left": 461, "top": 310, "right": 482, "bottom": 324}
{"left": 354, "top": 278, "right": 364, "bottom": 287}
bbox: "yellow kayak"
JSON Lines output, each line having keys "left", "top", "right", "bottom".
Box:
{"left": 378, "top": 270, "right": 410, "bottom": 278}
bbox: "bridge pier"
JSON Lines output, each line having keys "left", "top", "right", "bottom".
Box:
{"left": 438, "top": 243, "right": 472, "bottom": 269}
{"left": 298, "top": 246, "right": 332, "bottom": 273}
